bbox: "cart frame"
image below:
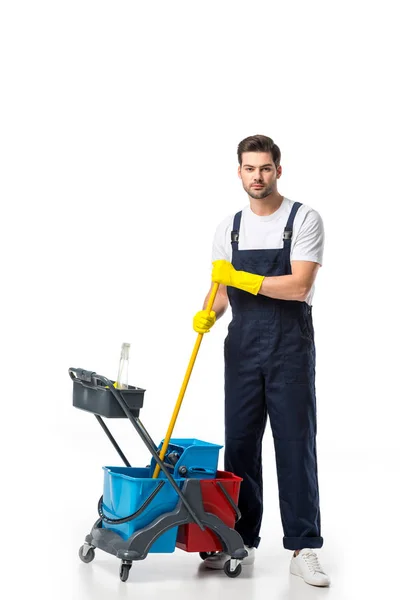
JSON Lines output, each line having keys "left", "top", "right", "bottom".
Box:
{"left": 70, "top": 368, "right": 247, "bottom": 580}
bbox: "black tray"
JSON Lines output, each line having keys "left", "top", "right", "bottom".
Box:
{"left": 70, "top": 369, "right": 145, "bottom": 418}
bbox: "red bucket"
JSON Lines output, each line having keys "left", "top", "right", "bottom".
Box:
{"left": 176, "top": 470, "right": 242, "bottom": 552}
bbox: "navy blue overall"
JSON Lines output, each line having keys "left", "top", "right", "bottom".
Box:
{"left": 224, "top": 202, "right": 323, "bottom": 551}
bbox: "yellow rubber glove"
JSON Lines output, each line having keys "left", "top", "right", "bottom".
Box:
{"left": 193, "top": 310, "right": 216, "bottom": 334}
{"left": 212, "top": 260, "right": 264, "bottom": 295}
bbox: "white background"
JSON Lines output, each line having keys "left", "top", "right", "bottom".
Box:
{"left": 1, "top": 1, "right": 399, "bottom": 598}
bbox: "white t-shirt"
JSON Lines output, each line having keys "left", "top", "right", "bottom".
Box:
{"left": 211, "top": 197, "right": 324, "bottom": 306}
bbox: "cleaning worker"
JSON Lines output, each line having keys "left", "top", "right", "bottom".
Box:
{"left": 193, "top": 135, "right": 330, "bottom": 587}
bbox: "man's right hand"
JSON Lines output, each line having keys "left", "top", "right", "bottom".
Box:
{"left": 193, "top": 310, "right": 216, "bottom": 334}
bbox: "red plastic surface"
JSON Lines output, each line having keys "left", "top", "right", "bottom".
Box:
{"left": 176, "top": 470, "right": 242, "bottom": 552}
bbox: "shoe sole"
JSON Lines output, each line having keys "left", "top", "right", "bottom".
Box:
{"left": 290, "top": 566, "right": 330, "bottom": 587}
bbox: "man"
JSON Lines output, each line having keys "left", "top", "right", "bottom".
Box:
{"left": 193, "top": 135, "right": 330, "bottom": 587}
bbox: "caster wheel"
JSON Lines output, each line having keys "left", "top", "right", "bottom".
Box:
{"left": 78, "top": 545, "right": 95, "bottom": 563}
{"left": 199, "top": 551, "right": 217, "bottom": 560}
{"left": 119, "top": 563, "right": 132, "bottom": 582}
{"left": 223, "top": 560, "right": 242, "bottom": 578}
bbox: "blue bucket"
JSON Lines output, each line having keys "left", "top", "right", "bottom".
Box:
{"left": 150, "top": 438, "right": 223, "bottom": 479}
{"left": 102, "top": 466, "right": 184, "bottom": 553}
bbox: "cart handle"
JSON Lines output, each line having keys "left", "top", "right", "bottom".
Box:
{"left": 69, "top": 369, "right": 118, "bottom": 392}
{"left": 97, "top": 481, "right": 165, "bottom": 524}
{"left": 69, "top": 369, "right": 206, "bottom": 529}
{"left": 69, "top": 368, "right": 102, "bottom": 389}
{"left": 68, "top": 367, "right": 205, "bottom": 531}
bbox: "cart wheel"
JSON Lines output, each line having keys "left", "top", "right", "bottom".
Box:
{"left": 199, "top": 551, "right": 217, "bottom": 561}
{"left": 119, "top": 562, "right": 132, "bottom": 582}
{"left": 223, "top": 560, "right": 242, "bottom": 578}
{"left": 78, "top": 545, "right": 95, "bottom": 563}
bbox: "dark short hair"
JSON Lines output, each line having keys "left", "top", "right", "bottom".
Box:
{"left": 237, "top": 135, "right": 281, "bottom": 168}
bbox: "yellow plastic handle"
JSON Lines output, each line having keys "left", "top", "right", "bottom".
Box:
{"left": 152, "top": 282, "right": 219, "bottom": 478}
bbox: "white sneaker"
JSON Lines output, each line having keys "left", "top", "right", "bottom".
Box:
{"left": 290, "top": 548, "right": 330, "bottom": 587}
{"left": 203, "top": 545, "right": 255, "bottom": 570}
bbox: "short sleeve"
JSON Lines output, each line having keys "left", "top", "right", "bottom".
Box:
{"left": 211, "top": 217, "right": 231, "bottom": 263}
{"left": 291, "top": 209, "right": 325, "bottom": 266}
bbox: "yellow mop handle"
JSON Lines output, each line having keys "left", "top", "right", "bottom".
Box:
{"left": 152, "top": 282, "right": 219, "bottom": 478}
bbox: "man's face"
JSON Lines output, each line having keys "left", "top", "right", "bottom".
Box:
{"left": 238, "top": 151, "right": 282, "bottom": 199}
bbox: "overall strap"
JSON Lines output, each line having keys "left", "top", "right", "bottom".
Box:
{"left": 283, "top": 201, "right": 302, "bottom": 267}
{"left": 231, "top": 203, "right": 302, "bottom": 256}
{"left": 231, "top": 211, "right": 242, "bottom": 252}
{"left": 283, "top": 202, "right": 302, "bottom": 248}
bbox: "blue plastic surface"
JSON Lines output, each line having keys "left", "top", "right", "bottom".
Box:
{"left": 102, "top": 466, "right": 184, "bottom": 553}
{"left": 150, "top": 438, "right": 223, "bottom": 480}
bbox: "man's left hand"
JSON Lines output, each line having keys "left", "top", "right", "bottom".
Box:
{"left": 212, "top": 260, "right": 264, "bottom": 296}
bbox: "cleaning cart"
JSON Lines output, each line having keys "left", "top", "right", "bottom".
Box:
{"left": 70, "top": 367, "right": 247, "bottom": 581}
